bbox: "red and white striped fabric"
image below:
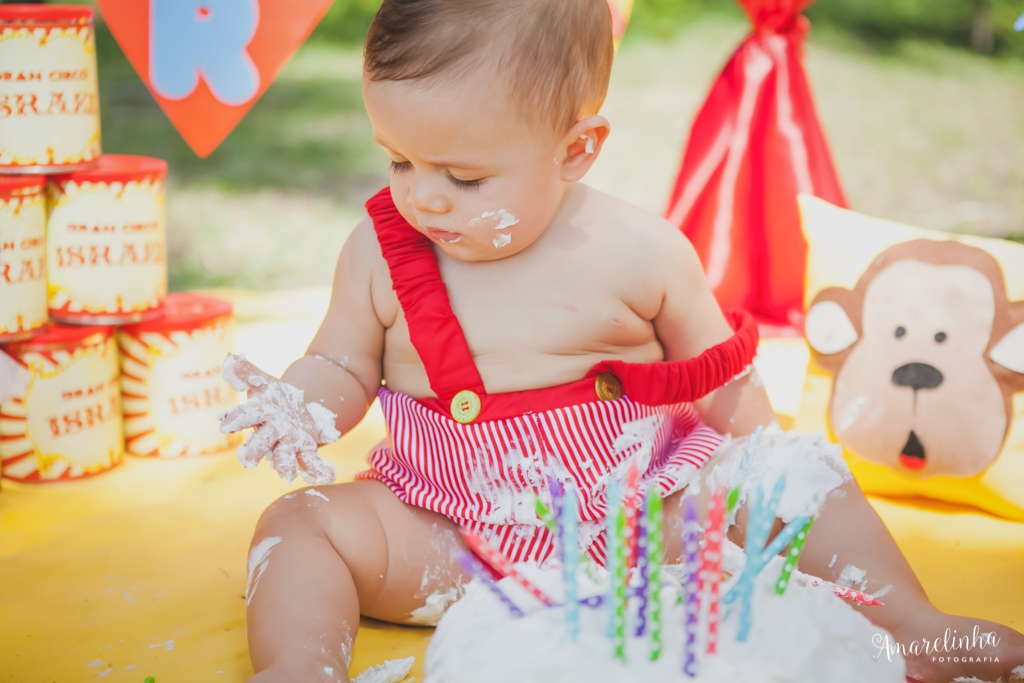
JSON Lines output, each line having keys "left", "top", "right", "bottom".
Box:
{"left": 355, "top": 188, "right": 758, "bottom": 567}
{"left": 358, "top": 388, "right": 722, "bottom": 565}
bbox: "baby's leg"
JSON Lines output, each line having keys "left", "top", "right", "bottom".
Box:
{"left": 245, "top": 480, "right": 467, "bottom": 683}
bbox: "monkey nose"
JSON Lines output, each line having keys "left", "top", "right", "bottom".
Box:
{"left": 892, "top": 362, "right": 944, "bottom": 390}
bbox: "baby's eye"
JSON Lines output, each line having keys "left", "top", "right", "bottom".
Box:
{"left": 446, "top": 172, "right": 484, "bottom": 191}
{"left": 390, "top": 160, "right": 412, "bottom": 173}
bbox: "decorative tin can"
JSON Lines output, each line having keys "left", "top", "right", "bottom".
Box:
{"left": 0, "top": 324, "right": 123, "bottom": 482}
{"left": 46, "top": 154, "right": 168, "bottom": 324}
{"left": 0, "top": 5, "right": 101, "bottom": 173}
{"left": 0, "top": 175, "right": 47, "bottom": 341}
{"left": 118, "top": 293, "right": 243, "bottom": 458}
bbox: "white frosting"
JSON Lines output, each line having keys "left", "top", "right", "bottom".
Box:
{"left": 492, "top": 233, "right": 512, "bottom": 249}
{"left": 353, "top": 657, "right": 415, "bottom": 683}
{"left": 708, "top": 429, "right": 852, "bottom": 524}
{"left": 409, "top": 588, "right": 460, "bottom": 626}
{"left": 304, "top": 488, "right": 330, "bottom": 502}
{"left": 469, "top": 209, "right": 520, "bottom": 231}
{"left": 305, "top": 401, "right": 341, "bottom": 444}
{"left": 246, "top": 536, "right": 282, "bottom": 607}
{"left": 423, "top": 560, "right": 905, "bottom": 683}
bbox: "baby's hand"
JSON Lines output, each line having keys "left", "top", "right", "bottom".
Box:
{"left": 219, "top": 354, "right": 340, "bottom": 485}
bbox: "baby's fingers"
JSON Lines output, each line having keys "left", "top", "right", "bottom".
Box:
{"left": 219, "top": 402, "right": 268, "bottom": 434}
{"left": 237, "top": 423, "right": 280, "bottom": 469}
{"left": 222, "top": 353, "right": 273, "bottom": 393}
{"left": 271, "top": 441, "right": 300, "bottom": 484}
{"left": 296, "top": 441, "right": 336, "bottom": 486}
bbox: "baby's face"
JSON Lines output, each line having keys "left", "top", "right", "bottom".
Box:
{"left": 363, "top": 72, "right": 570, "bottom": 261}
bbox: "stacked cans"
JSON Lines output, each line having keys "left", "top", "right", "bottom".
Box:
{"left": 0, "top": 6, "right": 239, "bottom": 486}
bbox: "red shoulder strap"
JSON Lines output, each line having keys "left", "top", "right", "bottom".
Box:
{"left": 366, "top": 188, "right": 486, "bottom": 402}
{"left": 591, "top": 310, "right": 760, "bottom": 405}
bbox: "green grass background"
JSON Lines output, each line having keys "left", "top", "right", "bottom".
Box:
{"left": 75, "top": 0, "right": 1024, "bottom": 290}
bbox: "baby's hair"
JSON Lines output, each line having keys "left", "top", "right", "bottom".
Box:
{"left": 364, "top": 0, "right": 614, "bottom": 134}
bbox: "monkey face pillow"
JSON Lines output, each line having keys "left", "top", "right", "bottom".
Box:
{"left": 799, "top": 197, "right": 1024, "bottom": 518}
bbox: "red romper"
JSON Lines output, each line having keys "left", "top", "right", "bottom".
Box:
{"left": 355, "top": 189, "right": 759, "bottom": 566}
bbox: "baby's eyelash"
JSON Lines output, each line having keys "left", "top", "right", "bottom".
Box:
{"left": 390, "top": 160, "right": 411, "bottom": 173}
{"left": 447, "top": 173, "right": 484, "bottom": 191}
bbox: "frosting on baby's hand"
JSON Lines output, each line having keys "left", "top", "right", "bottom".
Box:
{"left": 219, "top": 353, "right": 339, "bottom": 485}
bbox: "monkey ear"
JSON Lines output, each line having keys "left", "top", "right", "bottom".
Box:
{"left": 806, "top": 299, "right": 859, "bottom": 355}
{"left": 991, "top": 321, "right": 1024, "bottom": 374}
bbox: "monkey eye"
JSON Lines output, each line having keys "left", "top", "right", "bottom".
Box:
{"left": 935, "top": 332, "right": 947, "bottom": 343}
{"left": 895, "top": 326, "right": 906, "bottom": 338}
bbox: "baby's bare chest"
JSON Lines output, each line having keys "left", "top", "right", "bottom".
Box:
{"left": 374, "top": 246, "right": 664, "bottom": 394}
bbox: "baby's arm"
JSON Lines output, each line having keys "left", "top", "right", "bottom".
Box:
{"left": 650, "top": 230, "right": 774, "bottom": 437}
{"left": 220, "top": 219, "right": 386, "bottom": 483}
{"left": 280, "top": 218, "right": 385, "bottom": 435}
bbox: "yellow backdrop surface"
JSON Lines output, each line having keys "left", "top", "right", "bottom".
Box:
{"left": 1, "top": 291, "right": 1022, "bottom": 682}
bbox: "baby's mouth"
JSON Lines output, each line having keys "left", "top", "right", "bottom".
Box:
{"left": 424, "top": 227, "right": 463, "bottom": 243}
{"left": 899, "top": 430, "right": 926, "bottom": 471}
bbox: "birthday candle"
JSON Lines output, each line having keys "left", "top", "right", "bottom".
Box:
{"left": 775, "top": 517, "right": 813, "bottom": 595}
{"left": 614, "top": 492, "right": 628, "bottom": 661}
{"left": 535, "top": 498, "right": 556, "bottom": 533}
{"left": 736, "top": 485, "right": 770, "bottom": 642}
{"left": 682, "top": 495, "right": 700, "bottom": 677}
{"left": 624, "top": 460, "right": 640, "bottom": 571}
{"left": 646, "top": 489, "right": 664, "bottom": 662}
{"left": 454, "top": 548, "right": 523, "bottom": 617}
{"left": 460, "top": 530, "right": 554, "bottom": 606}
{"left": 703, "top": 484, "right": 726, "bottom": 655}
{"left": 562, "top": 483, "right": 580, "bottom": 641}
{"left": 634, "top": 495, "right": 649, "bottom": 637}
{"left": 606, "top": 477, "right": 620, "bottom": 641}
{"left": 726, "top": 425, "right": 763, "bottom": 518}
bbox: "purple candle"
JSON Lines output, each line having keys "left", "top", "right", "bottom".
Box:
{"left": 635, "top": 494, "right": 649, "bottom": 637}
{"left": 454, "top": 548, "right": 523, "bottom": 618}
{"left": 683, "top": 495, "right": 700, "bottom": 677}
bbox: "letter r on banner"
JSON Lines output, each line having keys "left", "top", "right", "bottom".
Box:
{"left": 150, "top": 0, "right": 261, "bottom": 106}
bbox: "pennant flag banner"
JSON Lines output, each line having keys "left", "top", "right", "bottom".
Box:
{"left": 664, "top": 0, "right": 846, "bottom": 334}
{"left": 97, "top": 0, "right": 333, "bottom": 158}
{"left": 607, "top": 0, "right": 635, "bottom": 48}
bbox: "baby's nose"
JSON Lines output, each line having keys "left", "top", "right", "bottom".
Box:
{"left": 407, "top": 182, "right": 450, "bottom": 214}
{"left": 891, "top": 362, "right": 944, "bottom": 391}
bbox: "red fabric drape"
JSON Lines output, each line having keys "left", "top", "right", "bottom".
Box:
{"left": 664, "top": 0, "right": 846, "bottom": 334}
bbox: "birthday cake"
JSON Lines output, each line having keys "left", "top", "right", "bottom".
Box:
{"left": 422, "top": 429, "right": 908, "bottom": 683}
{"left": 422, "top": 554, "right": 906, "bottom": 683}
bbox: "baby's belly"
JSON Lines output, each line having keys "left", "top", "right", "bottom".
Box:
{"left": 382, "top": 341, "right": 664, "bottom": 399}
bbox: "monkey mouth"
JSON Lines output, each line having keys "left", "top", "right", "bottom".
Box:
{"left": 899, "top": 430, "right": 926, "bottom": 471}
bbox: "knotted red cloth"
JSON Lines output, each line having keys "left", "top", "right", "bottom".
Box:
{"left": 665, "top": 0, "right": 846, "bottom": 333}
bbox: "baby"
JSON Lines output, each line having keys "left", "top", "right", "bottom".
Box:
{"left": 220, "top": 1, "right": 1024, "bottom": 681}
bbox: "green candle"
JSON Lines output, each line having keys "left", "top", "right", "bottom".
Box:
{"left": 647, "top": 488, "right": 663, "bottom": 661}
{"left": 614, "top": 498, "right": 627, "bottom": 661}
{"left": 775, "top": 517, "right": 814, "bottom": 594}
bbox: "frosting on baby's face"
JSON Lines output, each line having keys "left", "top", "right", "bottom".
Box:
{"left": 362, "top": 69, "right": 605, "bottom": 262}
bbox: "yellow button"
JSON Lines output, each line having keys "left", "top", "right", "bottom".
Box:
{"left": 595, "top": 372, "right": 623, "bottom": 401}
{"left": 451, "top": 390, "right": 482, "bottom": 424}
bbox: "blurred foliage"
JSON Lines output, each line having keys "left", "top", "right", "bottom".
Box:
{"left": 304, "top": 0, "right": 1024, "bottom": 58}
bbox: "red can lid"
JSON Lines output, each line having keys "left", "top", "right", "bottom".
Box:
{"left": 2, "top": 323, "right": 112, "bottom": 354}
{"left": 49, "top": 155, "right": 168, "bottom": 185}
{"left": 0, "top": 175, "right": 44, "bottom": 197}
{"left": 0, "top": 5, "right": 93, "bottom": 23}
{"left": 121, "top": 293, "right": 233, "bottom": 334}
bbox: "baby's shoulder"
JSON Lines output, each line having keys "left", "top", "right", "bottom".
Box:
{"left": 576, "top": 186, "right": 699, "bottom": 268}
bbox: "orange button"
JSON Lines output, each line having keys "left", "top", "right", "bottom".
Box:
{"left": 595, "top": 373, "right": 623, "bottom": 401}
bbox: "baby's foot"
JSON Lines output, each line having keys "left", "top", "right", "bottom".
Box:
{"left": 900, "top": 610, "right": 1024, "bottom": 683}
{"left": 220, "top": 354, "right": 340, "bottom": 485}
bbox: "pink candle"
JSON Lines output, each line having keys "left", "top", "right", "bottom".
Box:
{"left": 702, "top": 484, "right": 726, "bottom": 654}
{"left": 461, "top": 530, "right": 554, "bottom": 606}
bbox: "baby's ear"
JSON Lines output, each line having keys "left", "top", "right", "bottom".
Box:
{"left": 806, "top": 287, "right": 861, "bottom": 374}
{"left": 990, "top": 301, "right": 1024, "bottom": 392}
{"left": 560, "top": 115, "right": 610, "bottom": 183}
